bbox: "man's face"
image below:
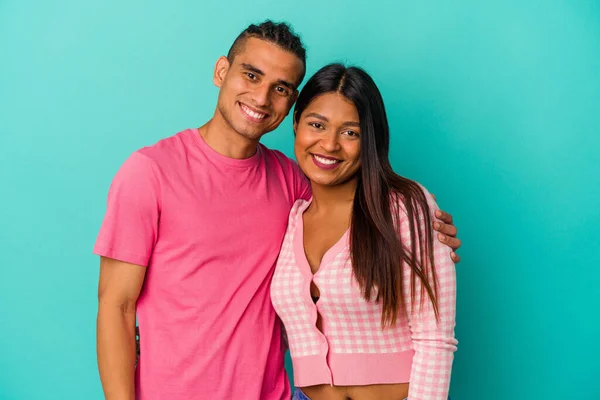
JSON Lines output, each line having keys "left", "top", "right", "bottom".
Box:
{"left": 213, "top": 38, "right": 304, "bottom": 141}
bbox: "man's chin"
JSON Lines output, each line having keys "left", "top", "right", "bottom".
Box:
{"left": 235, "top": 128, "right": 267, "bottom": 141}
{"left": 234, "top": 124, "right": 273, "bottom": 140}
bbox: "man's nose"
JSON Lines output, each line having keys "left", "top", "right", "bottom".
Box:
{"left": 250, "top": 83, "right": 271, "bottom": 108}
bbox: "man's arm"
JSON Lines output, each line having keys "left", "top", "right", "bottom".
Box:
{"left": 97, "top": 256, "right": 146, "bottom": 400}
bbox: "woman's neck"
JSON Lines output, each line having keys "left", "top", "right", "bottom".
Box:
{"left": 309, "top": 178, "right": 358, "bottom": 216}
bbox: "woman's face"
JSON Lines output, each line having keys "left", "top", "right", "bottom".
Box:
{"left": 294, "top": 93, "right": 362, "bottom": 188}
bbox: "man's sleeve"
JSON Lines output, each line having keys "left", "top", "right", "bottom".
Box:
{"left": 291, "top": 160, "right": 311, "bottom": 201}
{"left": 93, "top": 152, "right": 161, "bottom": 267}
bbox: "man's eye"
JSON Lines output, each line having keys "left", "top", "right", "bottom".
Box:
{"left": 246, "top": 73, "right": 256, "bottom": 80}
{"left": 275, "top": 86, "right": 289, "bottom": 95}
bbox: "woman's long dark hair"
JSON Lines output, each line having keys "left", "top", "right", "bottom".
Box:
{"left": 294, "top": 64, "right": 439, "bottom": 327}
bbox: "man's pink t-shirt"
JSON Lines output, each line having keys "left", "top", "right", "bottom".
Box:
{"left": 94, "top": 128, "right": 310, "bottom": 400}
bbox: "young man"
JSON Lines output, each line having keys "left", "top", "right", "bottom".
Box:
{"left": 95, "top": 21, "right": 462, "bottom": 400}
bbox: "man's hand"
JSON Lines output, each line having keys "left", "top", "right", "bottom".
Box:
{"left": 433, "top": 208, "right": 461, "bottom": 263}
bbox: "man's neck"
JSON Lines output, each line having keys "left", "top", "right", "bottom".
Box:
{"left": 199, "top": 113, "right": 259, "bottom": 160}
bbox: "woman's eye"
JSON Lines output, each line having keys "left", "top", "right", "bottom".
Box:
{"left": 309, "top": 122, "right": 324, "bottom": 129}
{"left": 343, "top": 130, "right": 359, "bottom": 137}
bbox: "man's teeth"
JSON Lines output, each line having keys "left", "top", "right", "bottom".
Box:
{"left": 314, "top": 155, "right": 339, "bottom": 165}
{"left": 241, "top": 104, "right": 266, "bottom": 119}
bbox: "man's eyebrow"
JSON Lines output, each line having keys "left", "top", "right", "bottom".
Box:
{"left": 240, "top": 63, "right": 297, "bottom": 90}
{"left": 276, "top": 79, "right": 297, "bottom": 91}
{"left": 305, "top": 113, "right": 360, "bottom": 127}
{"left": 240, "top": 63, "right": 264, "bottom": 76}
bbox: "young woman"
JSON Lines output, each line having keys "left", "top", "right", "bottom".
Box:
{"left": 271, "top": 64, "right": 457, "bottom": 400}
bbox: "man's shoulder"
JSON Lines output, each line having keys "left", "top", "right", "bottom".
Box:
{"left": 259, "top": 144, "right": 310, "bottom": 201}
{"left": 135, "top": 128, "right": 193, "bottom": 166}
{"left": 259, "top": 144, "right": 300, "bottom": 172}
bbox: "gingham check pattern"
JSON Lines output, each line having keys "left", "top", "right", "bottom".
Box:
{"left": 271, "top": 189, "right": 457, "bottom": 400}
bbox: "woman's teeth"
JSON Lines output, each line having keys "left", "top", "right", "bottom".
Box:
{"left": 314, "top": 155, "right": 339, "bottom": 165}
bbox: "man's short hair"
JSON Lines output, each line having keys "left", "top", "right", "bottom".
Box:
{"left": 227, "top": 20, "right": 307, "bottom": 83}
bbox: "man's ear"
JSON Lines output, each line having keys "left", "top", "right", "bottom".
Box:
{"left": 285, "top": 90, "right": 299, "bottom": 117}
{"left": 213, "top": 56, "right": 230, "bottom": 88}
{"left": 292, "top": 111, "right": 298, "bottom": 136}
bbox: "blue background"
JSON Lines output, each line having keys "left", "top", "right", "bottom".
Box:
{"left": 1, "top": 0, "right": 599, "bottom": 398}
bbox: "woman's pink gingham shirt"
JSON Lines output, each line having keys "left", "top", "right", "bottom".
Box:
{"left": 271, "top": 188, "right": 458, "bottom": 400}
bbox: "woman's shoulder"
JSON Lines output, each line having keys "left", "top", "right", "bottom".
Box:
{"left": 390, "top": 181, "right": 439, "bottom": 221}
{"left": 287, "top": 197, "right": 312, "bottom": 225}
{"left": 291, "top": 197, "right": 311, "bottom": 212}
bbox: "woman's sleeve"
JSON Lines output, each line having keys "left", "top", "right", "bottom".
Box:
{"left": 397, "top": 187, "right": 458, "bottom": 400}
